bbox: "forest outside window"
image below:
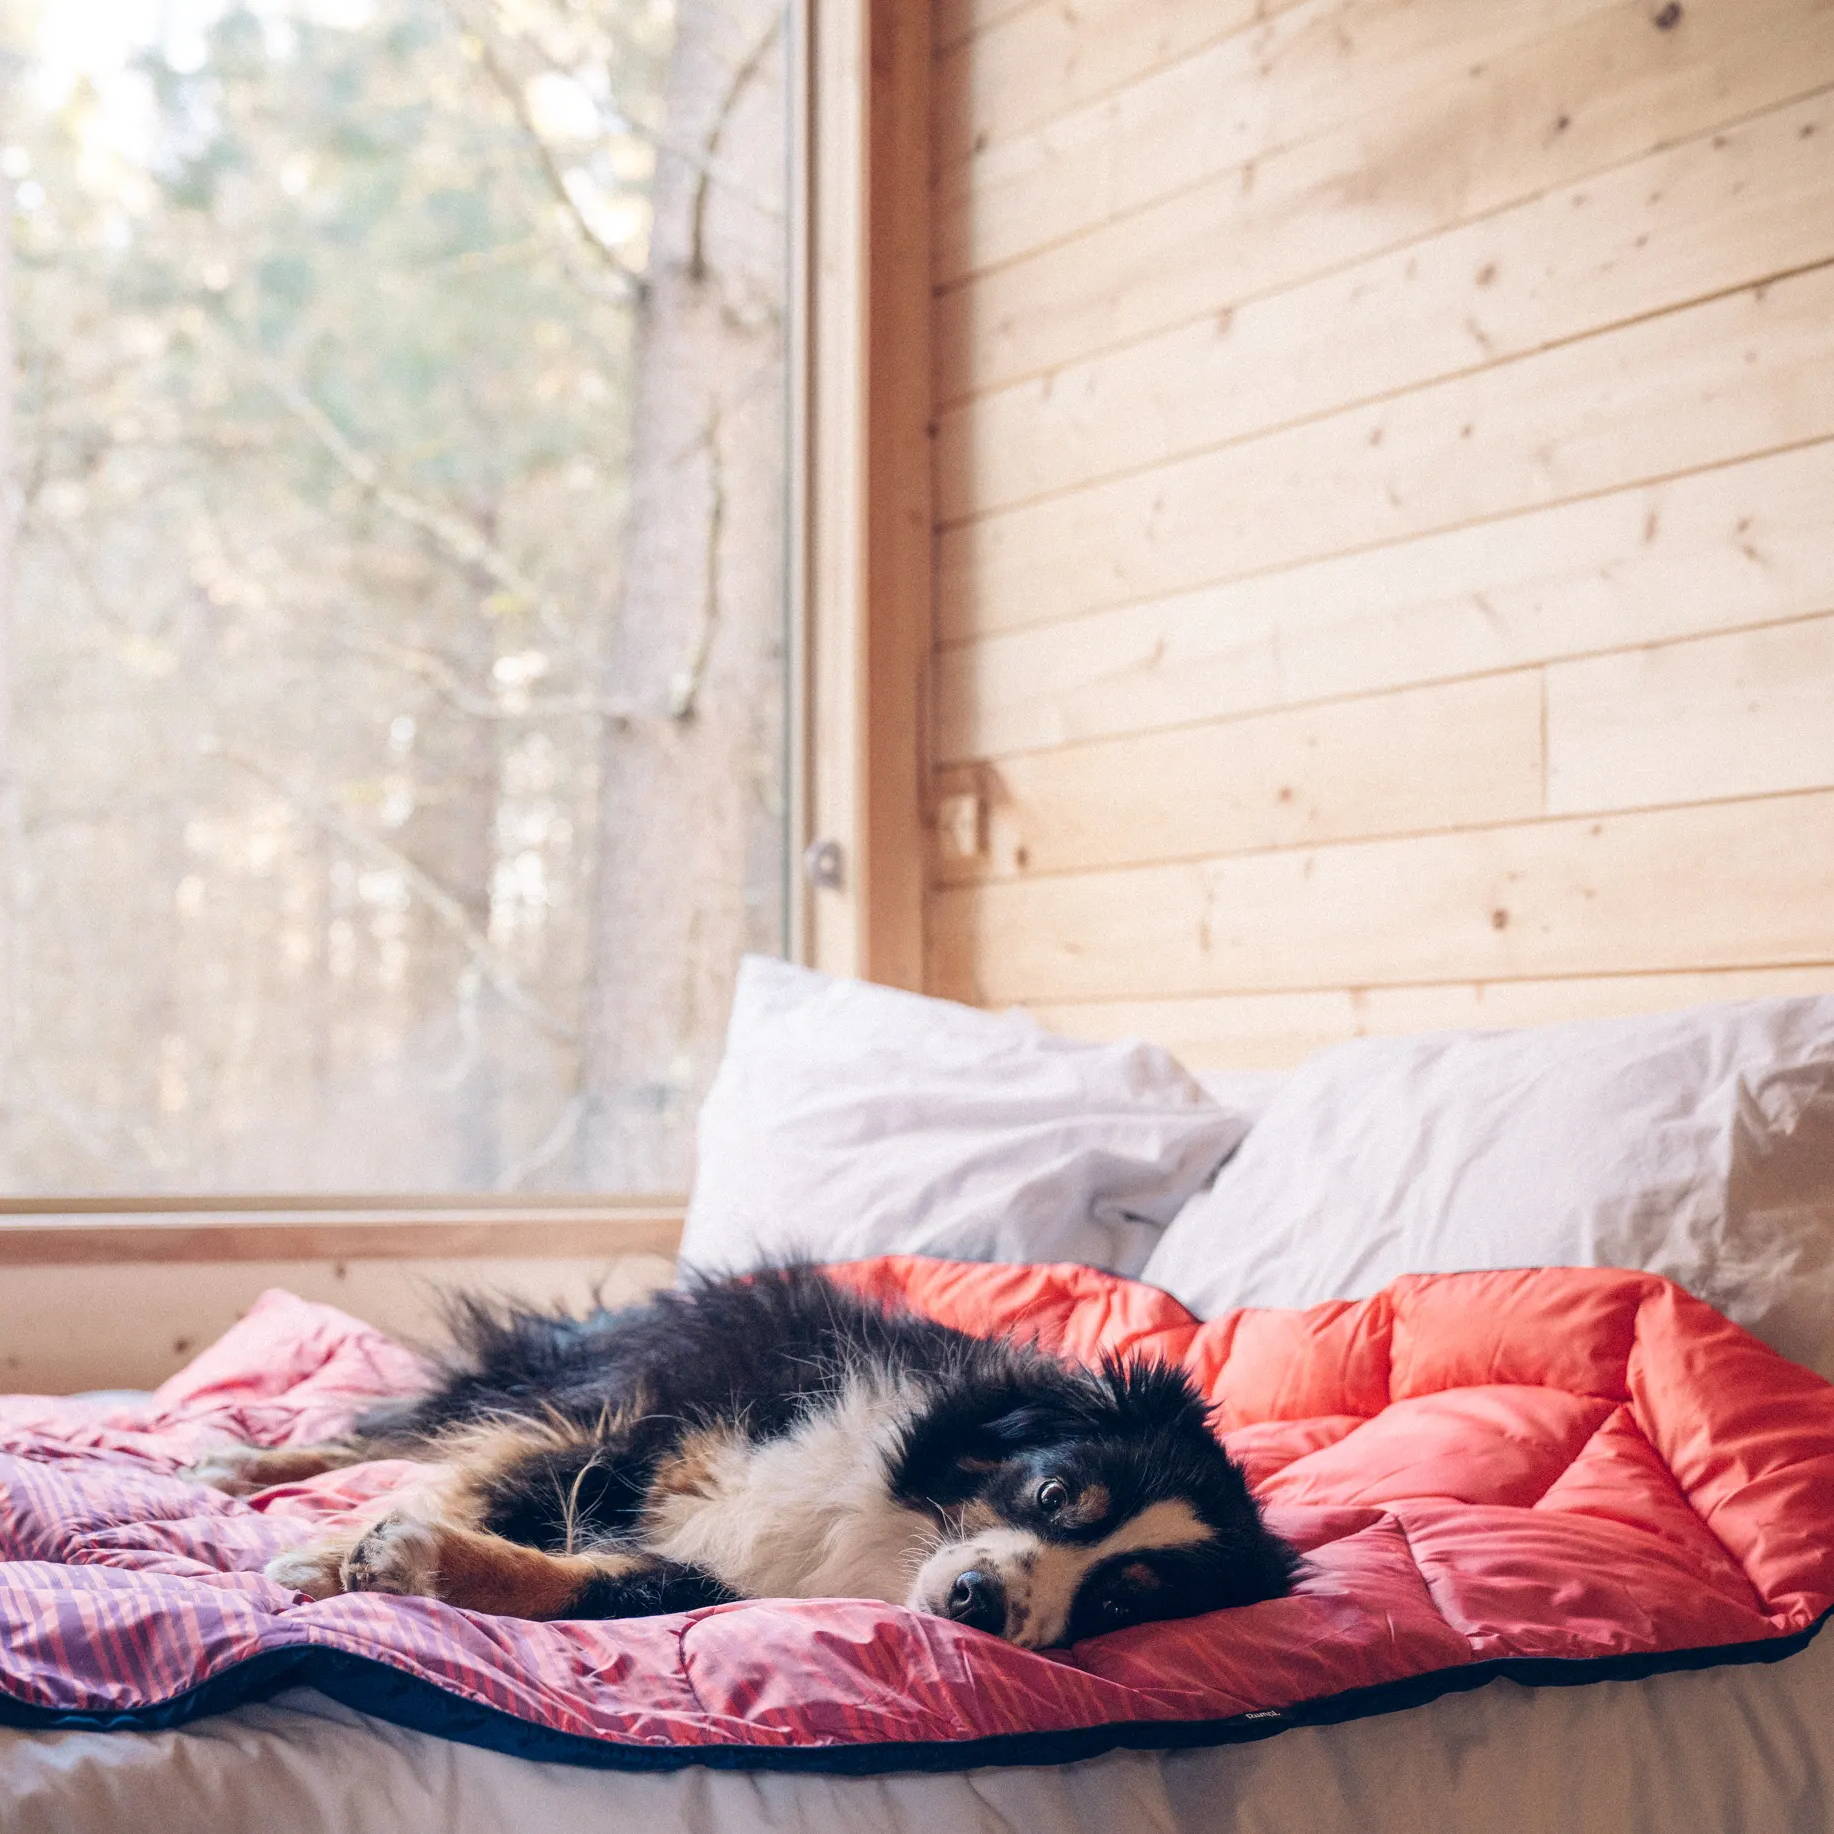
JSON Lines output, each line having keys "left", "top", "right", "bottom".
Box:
{"left": 0, "top": 0, "right": 790, "bottom": 1198}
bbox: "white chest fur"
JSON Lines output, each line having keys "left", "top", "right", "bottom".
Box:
{"left": 640, "top": 1375, "right": 937, "bottom": 1604}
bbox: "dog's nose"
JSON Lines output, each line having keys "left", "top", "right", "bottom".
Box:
{"left": 944, "top": 1568, "right": 1005, "bottom": 1635}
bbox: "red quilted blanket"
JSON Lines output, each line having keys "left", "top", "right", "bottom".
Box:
{"left": 2, "top": 1258, "right": 1831, "bottom": 1773}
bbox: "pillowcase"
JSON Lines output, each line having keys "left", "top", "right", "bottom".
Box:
{"left": 1141, "top": 996, "right": 1834, "bottom": 1376}
{"left": 680, "top": 956, "right": 1250, "bottom": 1277}
{"left": 1193, "top": 1068, "right": 1289, "bottom": 1123}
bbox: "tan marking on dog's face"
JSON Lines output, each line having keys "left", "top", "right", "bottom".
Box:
{"left": 909, "top": 1499, "right": 1212, "bottom": 1649}
{"left": 1056, "top": 1481, "right": 1111, "bottom": 1530}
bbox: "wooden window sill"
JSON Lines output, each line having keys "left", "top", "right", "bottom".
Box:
{"left": 0, "top": 1198, "right": 685, "bottom": 1265}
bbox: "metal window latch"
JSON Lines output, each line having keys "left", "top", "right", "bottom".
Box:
{"left": 802, "top": 837, "right": 845, "bottom": 891}
{"left": 934, "top": 790, "right": 986, "bottom": 863}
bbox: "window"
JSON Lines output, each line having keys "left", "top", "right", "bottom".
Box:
{"left": 0, "top": 0, "right": 790, "bottom": 1197}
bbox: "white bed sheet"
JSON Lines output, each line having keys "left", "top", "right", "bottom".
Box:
{"left": 7, "top": 1630, "right": 1830, "bottom": 1834}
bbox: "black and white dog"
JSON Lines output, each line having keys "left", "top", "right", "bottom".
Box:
{"left": 191, "top": 1265, "right": 1297, "bottom": 1647}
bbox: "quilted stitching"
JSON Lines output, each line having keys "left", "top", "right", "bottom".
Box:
{"left": 0, "top": 1263, "right": 1830, "bottom": 1766}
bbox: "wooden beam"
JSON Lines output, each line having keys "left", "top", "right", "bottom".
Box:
{"left": 0, "top": 1202, "right": 684, "bottom": 1266}
{"left": 1547, "top": 613, "right": 1834, "bottom": 814}
{"left": 937, "top": 86, "right": 1834, "bottom": 524}
{"left": 933, "top": 671, "right": 1545, "bottom": 884}
{"left": 939, "top": 259, "right": 1834, "bottom": 643}
{"left": 930, "top": 789, "right": 1834, "bottom": 1005}
{"left": 932, "top": 0, "right": 1627, "bottom": 285}
{"left": 796, "top": 0, "right": 933, "bottom": 990}
{"left": 1026, "top": 966, "right": 1834, "bottom": 1069}
{"left": 935, "top": 0, "right": 1834, "bottom": 400}
{"left": 935, "top": 438, "right": 1834, "bottom": 764}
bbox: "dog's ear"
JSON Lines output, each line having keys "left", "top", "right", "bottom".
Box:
{"left": 892, "top": 1374, "right": 1085, "bottom": 1505}
{"left": 1095, "top": 1354, "right": 1212, "bottom": 1434}
{"left": 966, "top": 1388, "right": 1087, "bottom": 1454}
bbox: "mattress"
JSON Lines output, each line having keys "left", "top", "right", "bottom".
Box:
{"left": 8, "top": 1626, "right": 1833, "bottom": 1834}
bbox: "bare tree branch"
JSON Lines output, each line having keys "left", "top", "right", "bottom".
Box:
{"left": 241, "top": 352, "right": 572, "bottom": 633}
{"left": 668, "top": 407, "right": 723, "bottom": 720}
{"left": 467, "top": 25, "right": 649, "bottom": 298}
{"left": 688, "top": 11, "right": 784, "bottom": 283}
{"left": 326, "top": 624, "right": 644, "bottom": 724}
{"left": 207, "top": 742, "right": 578, "bottom": 1045}
{"left": 457, "top": 0, "right": 781, "bottom": 216}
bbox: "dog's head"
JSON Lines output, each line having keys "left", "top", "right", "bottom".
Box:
{"left": 894, "top": 1354, "right": 1298, "bottom": 1648}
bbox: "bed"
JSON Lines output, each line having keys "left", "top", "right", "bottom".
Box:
{"left": 9, "top": 1641, "right": 1834, "bottom": 1834}
{"left": 5, "top": 965, "right": 1833, "bottom": 1832}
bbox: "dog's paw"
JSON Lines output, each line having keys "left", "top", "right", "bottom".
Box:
{"left": 183, "top": 1448, "right": 269, "bottom": 1496}
{"left": 264, "top": 1543, "right": 350, "bottom": 1601}
{"left": 339, "top": 1513, "right": 444, "bottom": 1599}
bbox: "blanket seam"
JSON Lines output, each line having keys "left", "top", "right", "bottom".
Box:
{"left": 1384, "top": 1507, "right": 1466, "bottom": 1644}
{"left": 1, "top": 1609, "right": 1825, "bottom": 1776}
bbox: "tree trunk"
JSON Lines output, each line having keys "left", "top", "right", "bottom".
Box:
{"left": 577, "top": 0, "right": 787, "bottom": 1192}
{"left": 0, "top": 157, "right": 20, "bottom": 1181}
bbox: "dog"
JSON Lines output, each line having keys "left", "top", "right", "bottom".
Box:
{"left": 189, "top": 1264, "right": 1298, "bottom": 1648}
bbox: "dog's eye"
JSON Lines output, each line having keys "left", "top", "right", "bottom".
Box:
{"left": 1035, "top": 1477, "right": 1069, "bottom": 1513}
{"left": 1098, "top": 1596, "right": 1134, "bottom": 1628}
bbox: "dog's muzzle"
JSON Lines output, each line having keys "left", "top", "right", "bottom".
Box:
{"left": 941, "top": 1566, "right": 1005, "bottom": 1636}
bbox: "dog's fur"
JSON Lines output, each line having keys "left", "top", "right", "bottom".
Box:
{"left": 191, "top": 1265, "right": 1298, "bottom": 1647}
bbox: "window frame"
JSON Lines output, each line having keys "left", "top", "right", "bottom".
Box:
{"left": 0, "top": 0, "right": 933, "bottom": 1264}
{"left": 794, "top": 0, "right": 932, "bottom": 996}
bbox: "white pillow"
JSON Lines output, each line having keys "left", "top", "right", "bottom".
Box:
{"left": 680, "top": 957, "right": 1249, "bottom": 1277}
{"left": 1194, "top": 1068, "right": 1289, "bottom": 1123}
{"left": 1141, "top": 997, "right": 1834, "bottom": 1376}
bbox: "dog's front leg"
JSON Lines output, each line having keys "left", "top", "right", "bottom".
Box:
{"left": 267, "top": 1511, "right": 735, "bottom": 1620}
{"left": 184, "top": 1441, "right": 371, "bottom": 1495}
{"left": 566, "top": 1551, "right": 737, "bottom": 1620}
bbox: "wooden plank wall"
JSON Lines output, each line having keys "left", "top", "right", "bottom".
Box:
{"left": 0, "top": 1253, "right": 675, "bottom": 1394}
{"left": 925, "top": 0, "right": 1834, "bottom": 1068}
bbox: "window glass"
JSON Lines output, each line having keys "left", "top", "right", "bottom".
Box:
{"left": 0, "top": 0, "right": 789, "bottom": 1194}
